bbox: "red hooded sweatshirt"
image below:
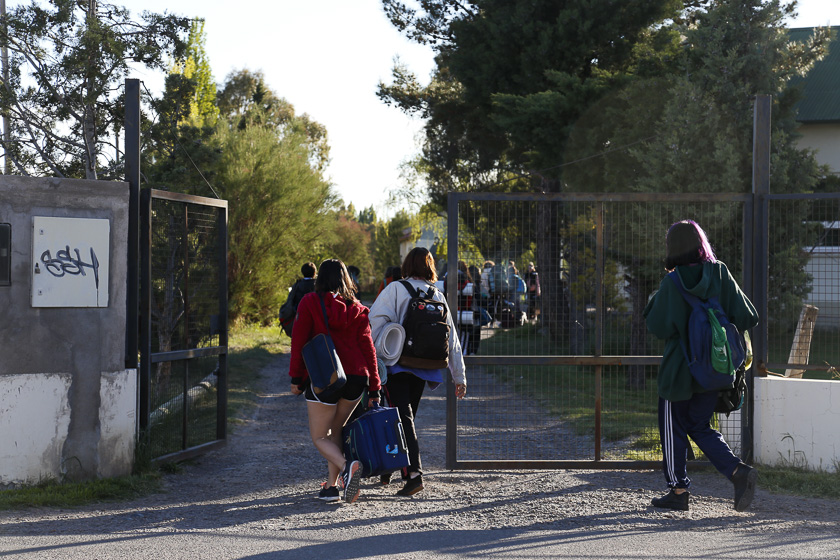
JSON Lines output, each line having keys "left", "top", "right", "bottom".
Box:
{"left": 288, "top": 291, "right": 380, "bottom": 393}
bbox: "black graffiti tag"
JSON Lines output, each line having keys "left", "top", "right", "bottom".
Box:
{"left": 40, "top": 245, "right": 100, "bottom": 289}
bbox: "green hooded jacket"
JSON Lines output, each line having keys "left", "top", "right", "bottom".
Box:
{"left": 643, "top": 261, "right": 759, "bottom": 402}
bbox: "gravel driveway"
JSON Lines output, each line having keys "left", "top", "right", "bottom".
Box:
{"left": 1, "top": 354, "right": 839, "bottom": 559}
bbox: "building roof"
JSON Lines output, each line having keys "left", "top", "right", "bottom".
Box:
{"left": 789, "top": 27, "right": 840, "bottom": 124}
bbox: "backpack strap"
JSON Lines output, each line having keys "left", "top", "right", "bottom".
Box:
{"left": 399, "top": 279, "right": 437, "bottom": 299}
{"left": 667, "top": 271, "right": 703, "bottom": 368}
{"left": 398, "top": 279, "right": 419, "bottom": 298}
{"left": 317, "top": 292, "right": 333, "bottom": 337}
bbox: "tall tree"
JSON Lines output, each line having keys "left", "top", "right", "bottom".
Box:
{"left": 217, "top": 69, "right": 330, "bottom": 173}
{"left": 144, "top": 16, "right": 220, "bottom": 196}
{"left": 0, "top": 0, "right": 190, "bottom": 178}
{"left": 215, "top": 73, "right": 337, "bottom": 324}
{"left": 380, "top": 0, "right": 682, "bottom": 349}
{"left": 381, "top": 0, "right": 832, "bottom": 383}
{"left": 562, "top": 0, "right": 831, "bottom": 378}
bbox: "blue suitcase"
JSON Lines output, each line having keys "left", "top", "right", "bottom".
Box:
{"left": 343, "top": 403, "right": 409, "bottom": 477}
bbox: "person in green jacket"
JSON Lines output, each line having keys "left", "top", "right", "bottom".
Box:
{"left": 643, "top": 220, "right": 760, "bottom": 512}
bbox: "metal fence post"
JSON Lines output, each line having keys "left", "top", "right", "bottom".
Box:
{"left": 125, "top": 78, "right": 140, "bottom": 370}
{"left": 748, "top": 94, "right": 772, "bottom": 463}
{"left": 446, "top": 192, "right": 459, "bottom": 469}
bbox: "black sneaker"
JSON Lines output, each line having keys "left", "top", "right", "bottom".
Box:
{"left": 380, "top": 473, "right": 392, "bottom": 486}
{"left": 318, "top": 485, "right": 340, "bottom": 502}
{"left": 396, "top": 474, "right": 424, "bottom": 497}
{"left": 651, "top": 489, "right": 690, "bottom": 511}
{"left": 733, "top": 463, "right": 758, "bottom": 512}
{"left": 341, "top": 460, "right": 362, "bottom": 504}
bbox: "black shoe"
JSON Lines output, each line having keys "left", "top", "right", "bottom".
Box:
{"left": 396, "top": 474, "right": 424, "bottom": 497}
{"left": 733, "top": 463, "right": 758, "bottom": 512}
{"left": 380, "top": 473, "right": 392, "bottom": 486}
{"left": 651, "top": 489, "right": 690, "bottom": 511}
{"left": 318, "top": 485, "right": 340, "bottom": 502}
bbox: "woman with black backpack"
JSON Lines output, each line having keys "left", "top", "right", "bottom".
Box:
{"left": 369, "top": 247, "right": 467, "bottom": 497}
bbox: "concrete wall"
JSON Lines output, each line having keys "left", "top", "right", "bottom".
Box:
{"left": 0, "top": 176, "right": 135, "bottom": 485}
{"left": 754, "top": 377, "right": 840, "bottom": 472}
{"left": 797, "top": 123, "right": 840, "bottom": 174}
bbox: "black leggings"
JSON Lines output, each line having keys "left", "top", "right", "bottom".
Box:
{"left": 383, "top": 371, "right": 427, "bottom": 475}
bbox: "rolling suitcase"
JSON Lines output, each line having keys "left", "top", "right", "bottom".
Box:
{"left": 343, "top": 403, "right": 409, "bottom": 477}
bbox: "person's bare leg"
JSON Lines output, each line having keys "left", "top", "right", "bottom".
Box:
{"left": 307, "top": 400, "right": 347, "bottom": 484}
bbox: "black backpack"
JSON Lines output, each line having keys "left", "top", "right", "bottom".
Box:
{"left": 715, "top": 364, "right": 746, "bottom": 415}
{"left": 397, "top": 280, "right": 451, "bottom": 369}
{"left": 715, "top": 332, "right": 752, "bottom": 415}
{"left": 278, "top": 278, "right": 316, "bottom": 336}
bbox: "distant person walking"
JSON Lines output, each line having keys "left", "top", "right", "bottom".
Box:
{"left": 445, "top": 260, "right": 474, "bottom": 355}
{"left": 375, "top": 265, "right": 402, "bottom": 301}
{"left": 278, "top": 262, "right": 317, "bottom": 337}
{"left": 643, "top": 220, "right": 759, "bottom": 512}
{"left": 524, "top": 262, "right": 540, "bottom": 320}
{"left": 467, "top": 263, "right": 483, "bottom": 354}
{"left": 288, "top": 259, "right": 380, "bottom": 504}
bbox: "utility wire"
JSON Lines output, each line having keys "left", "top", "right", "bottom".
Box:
{"left": 140, "top": 82, "right": 220, "bottom": 199}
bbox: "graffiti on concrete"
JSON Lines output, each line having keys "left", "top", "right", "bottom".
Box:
{"left": 31, "top": 216, "right": 110, "bottom": 308}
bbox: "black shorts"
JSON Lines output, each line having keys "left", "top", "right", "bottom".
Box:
{"left": 304, "top": 374, "right": 367, "bottom": 405}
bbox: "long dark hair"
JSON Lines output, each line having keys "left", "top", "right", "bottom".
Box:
{"left": 665, "top": 220, "right": 717, "bottom": 270}
{"left": 315, "top": 259, "right": 357, "bottom": 302}
{"left": 458, "top": 260, "right": 472, "bottom": 283}
{"left": 402, "top": 247, "right": 437, "bottom": 282}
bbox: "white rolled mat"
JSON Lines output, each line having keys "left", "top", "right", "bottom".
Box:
{"left": 375, "top": 322, "right": 405, "bottom": 366}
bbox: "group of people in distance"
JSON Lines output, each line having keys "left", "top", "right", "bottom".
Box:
{"left": 281, "top": 220, "right": 759, "bottom": 512}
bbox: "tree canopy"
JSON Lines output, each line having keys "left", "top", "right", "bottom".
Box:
{"left": 379, "top": 0, "right": 834, "bottom": 377}
{"left": 0, "top": 0, "right": 190, "bottom": 179}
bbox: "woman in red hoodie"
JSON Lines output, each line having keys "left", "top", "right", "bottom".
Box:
{"left": 289, "top": 259, "right": 380, "bottom": 504}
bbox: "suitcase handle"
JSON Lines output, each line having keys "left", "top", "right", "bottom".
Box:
{"left": 394, "top": 419, "right": 408, "bottom": 453}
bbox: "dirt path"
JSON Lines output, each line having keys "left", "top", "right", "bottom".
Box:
{"left": 1, "top": 354, "right": 839, "bottom": 559}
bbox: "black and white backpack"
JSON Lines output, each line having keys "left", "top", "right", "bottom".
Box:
{"left": 397, "top": 280, "right": 451, "bottom": 369}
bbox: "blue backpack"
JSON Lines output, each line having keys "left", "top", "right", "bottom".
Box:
{"left": 668, "top": 272, "right": 746, "bottom": 391}
{"left": 512, "top": 274, "right": 526, "bottom": 294}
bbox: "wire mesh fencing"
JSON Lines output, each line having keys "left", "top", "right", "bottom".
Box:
{"left": 140, "top": 190, "right": 228, "bottom": 462}
{"left": 767, "top": 195, "right": 840, "bottom": 379}
{"left": 447, "top": 193, "right": 751, "bottom": 467}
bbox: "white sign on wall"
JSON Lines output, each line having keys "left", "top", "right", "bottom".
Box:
{"left": 31, "top": 216, "right": 110, "bottom": 308}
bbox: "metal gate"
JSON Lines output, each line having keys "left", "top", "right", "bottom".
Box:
{"left": 444, "top": 188, "right": 840, "bottom": 470}
{"left": 445, "top": 192, "right": 752, "bottom": 469}
{"left": 139, "top": 189, "right": 229, "bottom": 463}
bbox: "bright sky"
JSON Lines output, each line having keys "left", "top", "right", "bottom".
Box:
{"left": 116, "top": 0, "right": 437, "bottom": 218}
{"left": 10, "top": 1, "right": 840, "bottom": 216}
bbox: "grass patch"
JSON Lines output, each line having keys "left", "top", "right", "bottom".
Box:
{"left": 0, "top": 474, "right": 162, "bottom": 511}
{"left": 0, "top": 324, "right": 288, "bottom": 511}
{"left": 757, "top": 464, "right": 840, "bottom": 500}
{"left": 480, "top": 324, "right": 658, "bottom": 446}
